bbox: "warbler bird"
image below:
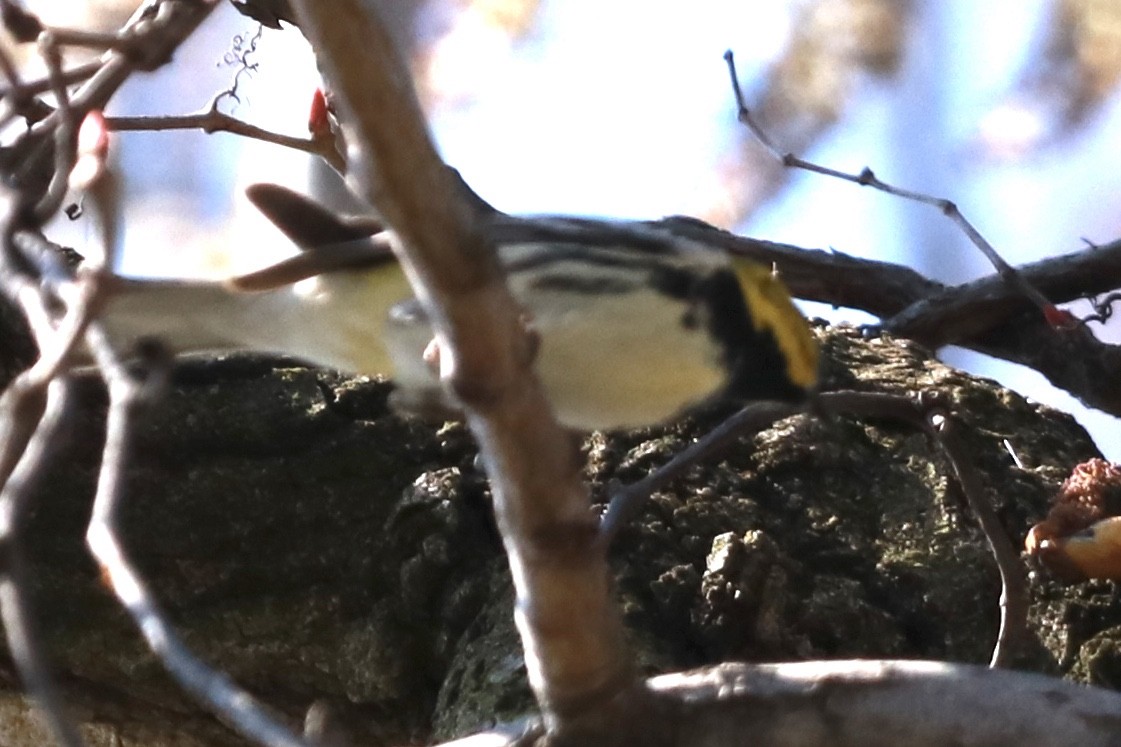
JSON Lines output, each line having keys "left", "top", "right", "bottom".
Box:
{"left": 95, "top": 185, "right": 818, "bottom": 431}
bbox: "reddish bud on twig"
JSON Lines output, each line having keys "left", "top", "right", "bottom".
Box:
{"left": 308, "top": 87, "right": 331, "bottom": 138}
{"left": 1042, "top": 304, "right": 1078, "bottom": 329}
{"left": 70, "top": 109, "right": 110, "bottom": 189}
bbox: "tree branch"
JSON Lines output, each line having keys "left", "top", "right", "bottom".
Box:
{"left": 432, "top": 660, "right": 1121, "bottom": 747}
{"left": 292, "top": 0, "right": 638, "bottom": 738}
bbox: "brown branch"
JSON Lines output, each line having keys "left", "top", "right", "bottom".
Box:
{"left": 926, "top": 411, "right": 1029, "bottom": 667}
{"left": 0, "top": 379, "right": 83, "bottom": 747}
{"left": 0, "top": 59, "right": 100, "bottom": 100}
{"left": 884, "top": 238, "right": 1121, "bottom": 344}
{"left": 602, "top": 389, "right": 1030, "bottom": 668}
{"left": 0, "top": 187, "right": 85, "bottom": 745}
{"left": 83, "top": 328, "right": 313, "bottom": 747}
{"left": 292, "top": 0, "right": 639, "bottom": 739}
{"left": 434, "top": 660, "right": 1121, "bottom": 747}
{"left": 105, "top": 108, "right": 346, "bottom": 173}
{"left": 724, "top": 48, "right": 1057, "bottom": 322}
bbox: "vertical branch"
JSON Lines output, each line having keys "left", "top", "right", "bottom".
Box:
{"left": 0, "top": 379, "right": 85, "bottom": 747}
{"left": 927, "top": 412, "right": 1029, "bottom": 668}
{"left": 83, "top": 329, "right": 311, "bottom": 747}
{"left": 292, "top": 0, "right": 638, "bottom": 734}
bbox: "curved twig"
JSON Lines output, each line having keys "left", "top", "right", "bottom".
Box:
{"left": 83, "top": 326, "right": 312, "bottom": 747}
{"left": 603, "top": 389, "right": 1030, "bottom": 668}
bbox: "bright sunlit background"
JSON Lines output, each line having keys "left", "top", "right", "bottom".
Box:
{"left": 36, "top": 0, "right": 1121, "bottom": 458}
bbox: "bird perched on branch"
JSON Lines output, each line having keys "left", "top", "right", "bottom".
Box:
{"left": 94, "top": 184, "right": 818, "bottom": 431}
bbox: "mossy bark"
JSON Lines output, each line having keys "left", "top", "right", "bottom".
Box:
{"left": 0, "top": 325, "right": 1111, "bottom": 745}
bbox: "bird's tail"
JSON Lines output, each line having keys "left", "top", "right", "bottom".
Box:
{"left": 89, "top": 276, "right": 278, "bottom": 364}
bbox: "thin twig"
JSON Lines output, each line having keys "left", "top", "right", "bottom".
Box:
{"left": 34, "top": 27, "right": 121, "bottom": 51}
{"left": 34, "top": 30, "right": 78, "bottom": 222}
{"left": 294, "top": 0, "right": 642, "bottom": 735}
{"left": 0, "top": 40, "right": 21, "bottom": 89}
{"left": 105, "top": 108, "right": 345, "bottom": 172}
{"left": 0, "top": 378, "right": 85, "bottom": 747}
{"left": 0, "top": 3, "right": 231, "bottom": 742}
{"left": 600, "top": 399, "right": 802, "bottom": 541}
{"left": 26, "top": 1, "right": 218, "bottom": 137}
{"left": 723, "top": 49, "right": 1058, "bottom": 323}
{"left": 0, "top": 59, "right": 100, "bottom": 100}
{"left": 926, "top": 411, "right": 1029, "bottom": 668}
{"left": 83, "top": 327, "right": 312, "bottom": 747}
{"left": 601, "top": 389, "right": 1028, "bottom": 668}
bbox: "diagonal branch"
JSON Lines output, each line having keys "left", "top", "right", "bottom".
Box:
{"left": 292, "top": 0, "right": 639, "bottom": 738}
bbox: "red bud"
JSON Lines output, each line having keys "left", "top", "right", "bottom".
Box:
{"left": 308, "top": 88, "right": 330, "bottom": 138}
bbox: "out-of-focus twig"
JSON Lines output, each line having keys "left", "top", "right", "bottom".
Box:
{"left": 0, "top": 58, "right": 99, "bottom": 101}
{"left": 83, "top": 327, "right": 312, "bottom": 747}
{"left": 0, "top": 379, "right": 84, "bottom": 747}
{"left": 14, "top": 1, "right": 218, "bottom": 209}
{"left": 978, "top": 0, "right": 1121, "bottom": 157}
{"left": 0, "top": 2, "right": 225, "bottom": 745}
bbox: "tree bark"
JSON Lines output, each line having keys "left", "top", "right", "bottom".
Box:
{"left": 0, "top": 326, "right": 1114, "bottom": 745}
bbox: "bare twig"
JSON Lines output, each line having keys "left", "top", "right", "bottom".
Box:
{"left": 0, "top": 59, "right": 100, "bottom": 102}
{"left": 926, "top": 411, "right": 1029, "bottom": 668}
{"left": 600, "top": 399, "right": 803, "bottom": 541}
{"left": 83, "top": 328, "right": 312, "bottom": 747}
{"left": 0, "top": 3, "right": 240, "bottom": 744}
{"left": 0, "top": 40, "right": 21, "bottom": 88}
{"left": 724, "top": 49, "right": 1058, "bottom": 323}
{"left": 602, "top": 389, "right": 1030, "bottom": 668}
{"left": 105, "top": 107, "right": 345, "bottom": 172}
{"left": 26, "top": 1, "right": 219, "bottom": 138}
{"left": 33, "top": 31, "right": 79, "bottom": 224}
{"left": 0, "top": 379, "right": 84, "bottom": 747}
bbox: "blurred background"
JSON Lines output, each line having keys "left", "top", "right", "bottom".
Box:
{"left": 17, "top": 0, "right": 1121, "bottom": 457}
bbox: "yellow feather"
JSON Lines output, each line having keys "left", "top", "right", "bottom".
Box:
{"left": 732, "top": 259, "right": 819, "bottom": 389}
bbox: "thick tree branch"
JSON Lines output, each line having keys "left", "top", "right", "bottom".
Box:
{"left": 644, "top": 661, "right": 1121, "bottom": 747}
{"left": 434, "top": 660, "right": 1121, "bottom": 747}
